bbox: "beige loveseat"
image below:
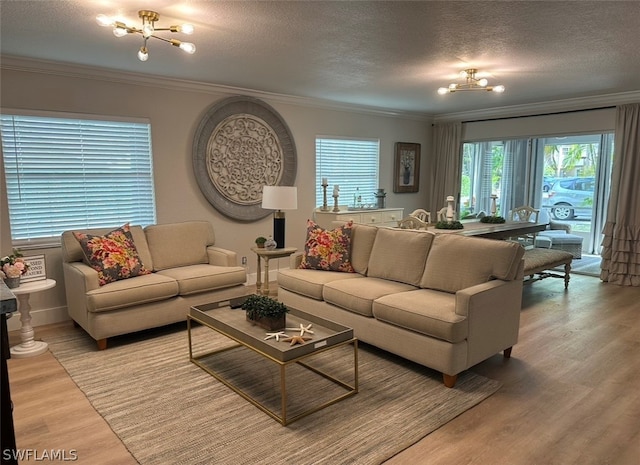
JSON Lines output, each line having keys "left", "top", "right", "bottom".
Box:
{"left": 61, "top": 221, "right": 247, "bottom": 349}
{"left": 277, "top": 224, "right": 525, "bottom": 387}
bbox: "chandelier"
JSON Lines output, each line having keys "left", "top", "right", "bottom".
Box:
{"left": 438, "top": 69, "right": 505, "bottom": 94}
{"left": 96, "top": 10, "right": 196, "bottom": 62}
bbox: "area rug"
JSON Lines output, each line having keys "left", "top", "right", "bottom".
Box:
{"left": 554, "top": 254, "right": 602, "bottom": 277}
{"left": 48, "top": 324, "right": 501, "bottom": 465}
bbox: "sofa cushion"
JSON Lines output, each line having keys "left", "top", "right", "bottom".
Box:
{"left": 86, "top": 273, "right": 179, "bottom": 313}
{"left": 350, "top": 223, "right": 379, "bottom": 275}
{"left": 323, "top": 277, "right": 417, "bottom": 317}
{"left": 421, "top": 234, "right": 524, "bottom": 293}
{"left": 73, "top": 223, "right": 151, "bottom": 286}
{"left": 157, "top": 264, "right": 247, "bottom": 296}
{"left": 278, "top": 268, "right": 363, "bottom": 300}
{"left": 299, "top": 220, "right": 355, "bottom": 272}
{"left": 367, "top": 228, "right": 434, "bottom": 286}
{"left": 373, "top": 289, "right": 467, "bottom": 343}
{"left": 144, "top": 221, "right": 214, "bottom": 271}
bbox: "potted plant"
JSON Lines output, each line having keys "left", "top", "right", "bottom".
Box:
{"left": 242, "top": 294, "right": 288, "bottom": 330}
{"left": 434, "top": 220, "right": 464, "bottom": 230}
{"left": 480, "top": 215, "right": 506, "bottom": 224}
{"left": 255, "top": 236, "right": 267, "bottom": 248}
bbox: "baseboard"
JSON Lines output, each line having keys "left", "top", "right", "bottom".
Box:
{"left": 7, "top": 305, "right": 70, "bottom": 332}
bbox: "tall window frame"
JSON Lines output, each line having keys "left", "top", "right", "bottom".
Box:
{"left": 315, "top": 136, "right": 380, "bottom": 208}
{"left": 1, "top": 110, "right": 157, "bottom": 246}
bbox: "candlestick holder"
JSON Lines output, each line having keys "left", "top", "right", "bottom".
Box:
{"left": 446, "top": 195, "right": 455, "bottom": 223}
{"left": 490, "top": 194, "right": 498, "bottom": 216}
{"left": 321, "top": 184, "right": 329, "bottom": 211}
{"left": 332, "top": 194, "right": 340, "bottom": 212}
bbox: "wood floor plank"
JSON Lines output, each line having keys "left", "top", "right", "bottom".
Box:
{"left": 6, "top": 275, "right": 640, "bottom": 464}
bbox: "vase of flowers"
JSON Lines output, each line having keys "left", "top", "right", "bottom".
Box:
{"left": 0, "top": 249, "right": 30, "bottom": 289}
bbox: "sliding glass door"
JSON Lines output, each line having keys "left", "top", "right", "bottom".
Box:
{"left": 538, "top": 134, "right": 614, "bottom": 254}
{"left": 461, "top": 132, "right": 614, "bottom": 254}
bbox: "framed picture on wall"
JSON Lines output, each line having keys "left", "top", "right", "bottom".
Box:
{"left": 393, "top": 142, "right": 420, "bottom": 193}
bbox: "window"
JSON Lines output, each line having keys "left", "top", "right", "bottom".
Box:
{"left": 461, "top": 132, "right": 614, "bottom": 254}
{"left": 315, "top": 137, "right": 379, "bottom": 208}
{"left": 1, "top": 111, "right": 156, "bottom": 245}
{"left": 461, "top": 139, "right": 532, "bottom": 218}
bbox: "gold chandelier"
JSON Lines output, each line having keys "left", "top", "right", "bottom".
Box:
{"left": 96, "top": 10, "right": 196, "bottom": 62}
{"left": 438, "top": 69, "right": 505, "bottom": 94}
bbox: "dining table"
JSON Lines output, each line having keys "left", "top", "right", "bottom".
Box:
{"left": 426, "top": 220, "right": 549, "bottom": 240}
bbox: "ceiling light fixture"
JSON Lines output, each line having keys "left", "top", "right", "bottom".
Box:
{"left": 96, "top": 10, "right": 196, "bottom": 62}
{"left": 438, "top": 69, "right": 505, "bottom": 95}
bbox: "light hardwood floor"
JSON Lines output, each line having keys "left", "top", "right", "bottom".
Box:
{"left": 7, "top": 274, "right": 640, "bottom": 465}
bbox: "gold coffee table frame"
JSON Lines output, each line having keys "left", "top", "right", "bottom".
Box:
{"left": 188, "top": 299, "right": 358, "bottom": 426}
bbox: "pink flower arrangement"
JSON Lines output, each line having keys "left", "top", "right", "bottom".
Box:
{"left": 0, "top": 250, "right": 29, "bottom": 280}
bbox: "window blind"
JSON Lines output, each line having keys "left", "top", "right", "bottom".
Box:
{"left": 1, "top": 113, "right": 157, "bottom": 244}
{"left": 315, "top": 137, "right": 379, "bottom": 208}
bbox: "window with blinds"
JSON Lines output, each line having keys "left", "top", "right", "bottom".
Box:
{"left": 315, "top": 137, "right": 379, "bottom": 208}
{"left": 1, "top": 112, "right": 157, "bottom": 245}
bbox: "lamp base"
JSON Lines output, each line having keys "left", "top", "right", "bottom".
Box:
{"left": 273, "top": 214, "right": 285, "bottom": 249}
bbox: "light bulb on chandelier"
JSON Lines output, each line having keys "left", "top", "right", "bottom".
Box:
{"left": 96, "top": 10, "right": 196, "bottom": 62}
{"left": 438, "top": 69, "right": 505, "bottom": 94}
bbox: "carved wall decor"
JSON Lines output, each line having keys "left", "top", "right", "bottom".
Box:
{"left": 193, "top": 96, "right": 297, "bottom": 221}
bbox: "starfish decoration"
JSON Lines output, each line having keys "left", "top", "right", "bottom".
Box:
{"left": 282, "top": 335, "right": 312, "bottom": 346}
{"left": 286, "top": 323, "right": 314, "bottom": 337}
{"left": 264, "top": 331, "right": 287, "bottom": 342}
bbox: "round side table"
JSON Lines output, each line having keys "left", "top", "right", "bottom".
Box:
{"left": 9, "top": 278, "right": 56, "bottom": 358}
{"left": 250, "top": 247, "right": 297, "bottom": 296}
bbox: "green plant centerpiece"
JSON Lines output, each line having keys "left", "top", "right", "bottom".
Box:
{"left": 242, "top": 294, "right": 289, "bottom": 330}
{"left": 255, "top": 236, "right": 267, "bottom": 248}
{"left": 434, "top": 220, "right": 464, "bottom": 230}
{"left": 480, "top": 215, "right": 506, "bottom": 224}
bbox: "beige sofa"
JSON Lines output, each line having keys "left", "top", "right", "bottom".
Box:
{"left": 61, "top": 221, "right": 247, "bottom": 349}
{"left": 277, "top": 224, "right": 525, "bottom": 387}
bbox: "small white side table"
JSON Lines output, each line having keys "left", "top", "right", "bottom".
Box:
{"left": 9, "top": 278, "right": 56, "bottom": 358}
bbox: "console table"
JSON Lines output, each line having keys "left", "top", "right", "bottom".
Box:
{"left": 9, "top": 278, "right": 56, "bottom": 358}
{"left": 314, "top": 207, "right": 404, "bottom": 229}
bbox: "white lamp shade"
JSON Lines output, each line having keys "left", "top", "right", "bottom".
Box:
{"left": 261, "top": 186, "right": 298, "bottom": 210}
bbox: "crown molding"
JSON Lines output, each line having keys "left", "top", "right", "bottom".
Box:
{"left": 433, "top": 91, "right": 640, "bottom": 123}
{"left": 0, "top": 55, "right": 432, "bottom": 122}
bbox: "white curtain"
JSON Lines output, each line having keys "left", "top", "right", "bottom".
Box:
{"left": 501, "top": 139, "right": 529, "bottom": 217}
{"left": 600, "top": 104, "right": 640, "bottom": 286}
{"left": 430, "top": 122, "right": 462, "bottom": 216}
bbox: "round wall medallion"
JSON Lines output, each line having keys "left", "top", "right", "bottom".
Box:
{"left": 193, "top": 96, "right": 297, "bottom": 221}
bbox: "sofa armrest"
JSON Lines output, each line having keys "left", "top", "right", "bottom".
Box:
{"left": 289, "top": 253, "right": 304, "bottom": 269}
{"left": 64, "top": 262, "right": 100, "bottom": 291}
{"left": 62, "top": 262, "right": 100, "bottom": 326}
{"left": 455, "top": 278, "right": 523, "bottom": 367}
{"left": 207, "top": 246, "right": 238, "bottom": 267}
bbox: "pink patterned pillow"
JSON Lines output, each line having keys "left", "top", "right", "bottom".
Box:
{"left": 73, "top": 223, "right": 151, "bottom": 286}
{"left": 299, "top": 220, "right": 355, "bottom": 272}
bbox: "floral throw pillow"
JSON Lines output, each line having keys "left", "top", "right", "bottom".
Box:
{"left": 299, "top": 220, "right": 355, "bottom": 272}
{"left": 73, "top": 223, "right": 151, "bottom": 286}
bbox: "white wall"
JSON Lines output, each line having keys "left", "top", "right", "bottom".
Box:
{"left": 0, "top": 58, "right": 433, "bottom": 329}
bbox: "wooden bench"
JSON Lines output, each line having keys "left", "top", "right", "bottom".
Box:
{"left": 523, "top": 248, "right": 573, "bottom": 289}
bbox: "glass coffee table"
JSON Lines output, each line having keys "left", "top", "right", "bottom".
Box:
{"left": 188, "top": 296, "right": 358, "bottom": 426}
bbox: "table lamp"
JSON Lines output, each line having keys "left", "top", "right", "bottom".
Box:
{"left": 261, "top": 186, "right": 298, "bottom": 248}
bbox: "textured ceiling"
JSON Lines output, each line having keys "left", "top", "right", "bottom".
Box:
{"left": 2, "top": 0, "right": 640, "bottom": 116}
